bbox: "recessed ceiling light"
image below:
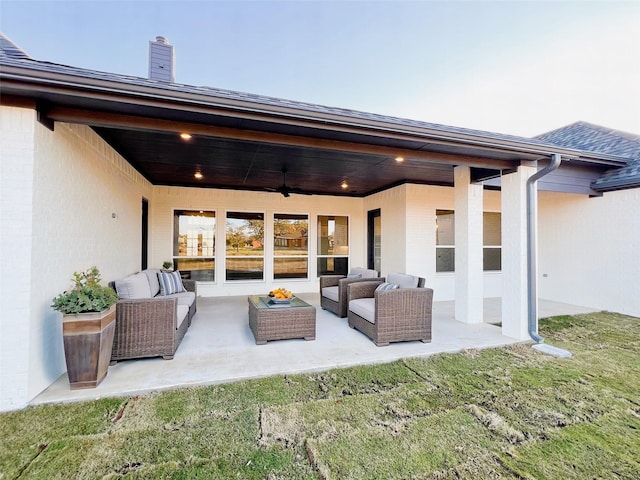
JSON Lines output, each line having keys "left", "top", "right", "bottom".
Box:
{"left": 395, "top": 156, "right": 405, "bottom": 163}
{"left": 341, "top": 180, "right": 349, "bottom": 189}
{"left": 194, "top": 171, "right": 203, "bottom": 180}
{"left": 180, "top": 132, "right": 192, "bottom": 140}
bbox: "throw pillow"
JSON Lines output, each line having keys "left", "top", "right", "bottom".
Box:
{"left": 158, "top": 271, "right": 186, "bottom": 296}
{"left": 115, "top": 272, "right": 152, "bottom": 299}
{"left": 346, "top": 273, "right": 362, "bottom": 279}
{"left": 375, "top": 282, "right": 399, "bottom": 292}
{"left": 387, "top": 272, "right": 420, "bottom": 288}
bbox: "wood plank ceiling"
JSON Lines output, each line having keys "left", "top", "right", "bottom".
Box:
{"left": 94, "top": 126, "right": 458, "bottom": 196}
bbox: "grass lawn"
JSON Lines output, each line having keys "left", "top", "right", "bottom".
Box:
{"left": 1, "top": 311, "right": 639, "bottom": 479}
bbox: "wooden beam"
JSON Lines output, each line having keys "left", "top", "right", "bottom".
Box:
{"left": 46, "top": 107, "right": 516, "bottom": 170}
{"left": 0, "top": 95, "right": 36, "bottom": 109}
{"left": 36, "top": 110, "right": 55, "bottom": 131}
{"left": 36, "top": 102, "right": 55, "bottom": 131}
{"left": 470, "top": 167, "right": 502, "bottom": 183}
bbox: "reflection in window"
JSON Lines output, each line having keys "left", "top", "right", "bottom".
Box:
{"left": 436, "top": 210, "right": 455, "bottom": 272}
{"left": 173, "top": 210, "right": 215, "bottom": 281}
{"left": 226, "top": 212, "right": 264, "bottom": 280}
{"left": 483, "top": 212, "right": 502, "bottom": 271}
{"left": 317, "top": 215, "right": 349, "bottom": 276}
{"left": 274, "top": 213, "right": 308, "bottom": 279}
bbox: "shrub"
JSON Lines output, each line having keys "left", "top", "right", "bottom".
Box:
{"left": 51, "top": 267, "right": 119, "bottom": 314}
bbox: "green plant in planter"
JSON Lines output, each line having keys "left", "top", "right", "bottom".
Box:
{"left": 162, "top": 261, "right": 173, "bottom": 270}
{"left": 51, "top": 266, "right": 119, "bottom": 314}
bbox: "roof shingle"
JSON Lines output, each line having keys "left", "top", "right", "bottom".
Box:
{"left": 536, "top": 121, "right": 640, "bottom": 191}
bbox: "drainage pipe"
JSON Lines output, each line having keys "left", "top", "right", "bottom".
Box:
{"left": 526, "top": 153, "right": 562, "bottom": 343}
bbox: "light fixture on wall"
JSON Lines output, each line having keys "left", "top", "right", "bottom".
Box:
{"left": 180, "top": 132, "right": 192, "bottom": 141}
{"left": 341, "top": 180, "right": 349, "bottom": 189}
{"left": 194, "top": 171, "right": 203, "bottom": 180}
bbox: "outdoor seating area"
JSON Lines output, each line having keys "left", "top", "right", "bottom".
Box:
{"left": 110, "top": 269, "right": 198, "bottom": 363}
{"left": 319, "top": 267, "right": 380, "bottom": 317}
{"left": 347, "top": 273, "right": 433, "bottom": 346}
{"left": 30, "top": 294, "right": 597, "bottom": 406}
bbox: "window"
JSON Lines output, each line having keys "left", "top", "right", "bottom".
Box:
{"left": 483, "top": 212, "right": 502, "bottom": 271}
{"left": 274, "top": 213, "right": 308, "bottom": 279}
{"left": 226, "top": 212, "right": 264, "bottom": 280}
{"left": 317, "top": 215, "right": 349, "bottom": 276}
{"left": 436, "top": 210, "right": 455, "bottom": 272}
{"left": 173, "top": 210, "right": 215, "bottom": 281}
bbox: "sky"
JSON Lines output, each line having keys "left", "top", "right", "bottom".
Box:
{"left": 1, "top": 0, "right": 639, "bottom": 137}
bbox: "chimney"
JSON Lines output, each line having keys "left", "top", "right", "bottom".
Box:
{"left": 148, "top": 35, "right": 174, "bottom": 82}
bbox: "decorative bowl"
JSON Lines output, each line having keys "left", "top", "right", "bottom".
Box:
{"left": 269, "top": 296, "right": 293, "bottom": 304}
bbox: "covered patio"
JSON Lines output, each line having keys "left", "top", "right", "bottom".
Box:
{"left": 1, "top": 34, "right": 629, "bottom": 412}
{"left": 32, "top": 295, "right": 596, "bottom": 406}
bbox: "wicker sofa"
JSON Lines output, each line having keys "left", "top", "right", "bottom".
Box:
{"left": 110, "top": 269, "right": 197, "bottom": 363}
{"left": 319, "top": 267, "right": 380, "bottom": 317}
{"left": 347, "top": 273, "right": 433, "bottom": 346}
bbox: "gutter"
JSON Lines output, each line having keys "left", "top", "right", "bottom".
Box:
{"left": 526, "top": 154, "right": 571, "bottom": 358}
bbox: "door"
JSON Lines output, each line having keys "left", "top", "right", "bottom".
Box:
{"left": 367, "top": 209, "right": 381, "bottom": 273}
{"left": 141, "top": 198, "right": 149, "bottom": 270}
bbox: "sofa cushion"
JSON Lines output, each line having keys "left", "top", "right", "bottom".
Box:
{"left": 349, "top": 298, "right": 376, "bottom": 324}
{"left": 176, "top": 304, "right": 189, "bottom": 329}
{"left": 144, "top": 269, "right": 161, "bottom": 297}
{"left": 350, "top": 267, "right": 378, "bottom": 279}
{"left": 322, "top": 286, "right": 340, "bottom": 302}
{"left": 387, "top": 272, "right": 419, "bottom": 289}
{"left": 158, "top": 271, "right": 186, "bottom": 296}
{"left": 346, "top": 273, "right": 362, "bottom": 279}
{"left": 115, "top": 272, "right": 152, "bottom": 299}
{"left": 170, "top": 291, "right": 196, "bottom": 307}
{"left": 375, "top": 282, "right": 399, "bottom": 292}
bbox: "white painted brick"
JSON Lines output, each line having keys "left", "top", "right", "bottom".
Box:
{"left": 1, "top": 106, "right": 35, "bottom": 412}
{"left": 454, "top": 166, "right": 484, "bottom": 323}
{"left": 539, "top": 189, "right": 640, "bottom": 317}
{"left": 151, "top": 185, "right": 365, "bottom": 297}
{"left": 2, "top": 106, "right": 153, "bottom": 410}
{"left": 501, "top": 165, "right": 535, "bottom": 340}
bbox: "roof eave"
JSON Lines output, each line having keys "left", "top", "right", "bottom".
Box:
{"left": 592, "top": 180, "right": 640, "bottom": 192}
{"left": 0, "top": 61, "right": 628, "bottom": 167}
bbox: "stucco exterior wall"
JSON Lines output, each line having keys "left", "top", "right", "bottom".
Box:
{"left": 0, "top": 107, "right": 152, "bottom": 411}
{"left": 149, "top": 186, "right": 365, "bottom": 297}
{"left": 538, "top": 189, "right": 640, "bottom": 316}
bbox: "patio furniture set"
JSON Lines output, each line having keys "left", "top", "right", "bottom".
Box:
{"left": 107, "top": 267, "right": 433, "bottom": 364}
{"left": 251, "top": 268, "right": 433, "bottom": 346}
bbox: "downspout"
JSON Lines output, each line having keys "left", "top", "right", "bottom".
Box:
{"left": 526, "top": 153, "right": 562, "bottom": 343}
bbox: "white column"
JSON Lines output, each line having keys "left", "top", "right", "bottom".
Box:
{"left": 501, "top": 164, "right": 536, "bottom": 340}
{"left": 454, "top": 166, "right": 484, "bottom": 323}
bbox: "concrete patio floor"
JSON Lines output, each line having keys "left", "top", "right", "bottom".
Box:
{"left": 32, "top": 294, "right": 597, "bottom": 406}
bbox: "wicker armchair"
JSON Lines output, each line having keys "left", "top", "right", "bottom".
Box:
{"left": 110, "top": 278, "right": 197, "bottom": 363}
{"left": 320, "top": 268, "right": 380, "bottom": 317}
{"left": 347, "top": 275, "right": 432, "bottom": 346}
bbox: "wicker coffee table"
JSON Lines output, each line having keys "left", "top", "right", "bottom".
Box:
{"left": 248, "top": 296, "right": 316, "bottom": 345}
